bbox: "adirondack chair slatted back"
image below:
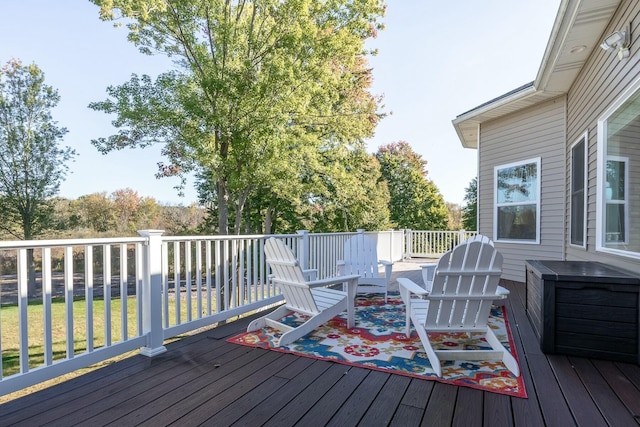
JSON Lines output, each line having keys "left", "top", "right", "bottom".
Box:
{"left": 343, "top": 234, "right": 380, "bottom": 278}
{"left": 427, "top": 241, "right": 503, "bottom": 330}
{"left": 264, "top": 238, "right": 319, "bottom": 316}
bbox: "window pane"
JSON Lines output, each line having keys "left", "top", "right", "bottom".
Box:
{"left": 497, "top": 205, "right": 537, "bottom": 240}
{"left": 497, "top": 163, "right": 538, "bottom": 204}
{"left": 571, "top": 141, "right": 585, "bottom": 193}
{"left": 605, "top": 203, "right": 625, "bottom": 242}
{"left": 571, "top": 192, "right": 584, "bottom": 245}
{"left": 571, "top": 140, "right": 585, "bottom": 246}
{"left": 605, "top": 160, "right": 625, "bottom": 201}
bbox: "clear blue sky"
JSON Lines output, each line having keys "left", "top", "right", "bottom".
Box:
{"left": 0, "top": 0, "right": 560, "bottom": 206}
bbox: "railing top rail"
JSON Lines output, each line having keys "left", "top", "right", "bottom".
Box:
{"left": 308, "top": 232, "right": 358, "bottom": 238}
{"left": 0, "top": 236, "right": 147, "bottom": 249}
{"left": 159, "top": 233, "right": 300, "bottom": 243}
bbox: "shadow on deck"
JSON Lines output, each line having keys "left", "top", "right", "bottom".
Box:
{"left": 2, "top": 260, "right": 640, "bottom": 426}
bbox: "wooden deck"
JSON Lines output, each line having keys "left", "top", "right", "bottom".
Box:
{"left": 2, "top": 261, "right": 640, "bottom": 426}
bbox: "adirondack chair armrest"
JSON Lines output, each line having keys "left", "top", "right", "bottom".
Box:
{"left": 397, "top": 278, "right": 429, "bottom": 297}
{"left": 496, "top": 285, "right": 510, "bottom": 299}
{"left": 307, "top": 274, "right": 360, "bottom": 289}
{"left": 379, "top": 260, "right": 393, "bottom": 280}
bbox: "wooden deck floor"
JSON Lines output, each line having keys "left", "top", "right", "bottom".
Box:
{"left": 2, "top": 261, "right": 640, "bottom": 426}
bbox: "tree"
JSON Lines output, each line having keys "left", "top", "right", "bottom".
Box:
{"left": 77, "top": 192, "right": 115, "bottom": 233}
{"left": 305, "top": 147, "right": 391, "bottom": 232}
{"left": 89, "top": 0, "right": 386, "bottom": 235}
{"left": 462, "top": 177, "right": 477, "bottom": 231}
{"left": 446, "top": 202, "right": 462, "bottom": 230}
{"left": 0, "top": 59, "right": 76, "bottom": 240}
{"left": 376, "top": 141, "right": 448, "bottom": 230}
{"left": 112, "top": 188, "right": 142, "bottom": 233}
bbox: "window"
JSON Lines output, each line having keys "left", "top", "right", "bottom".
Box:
{"left": 570, "top": 135, "right": 587, "bottom": 247}
{"left": 494, "top": 158, "right": 540, "bottom": 243}
{"left": 604, "top": 157, "right": 628, "bottom": 244}
{"left": 597, "top": 77, "right": 640, "bottom": 256}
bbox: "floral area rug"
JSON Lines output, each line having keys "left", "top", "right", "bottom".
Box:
{"left": 228, "top": 293, "right": 526, "bottom": 398}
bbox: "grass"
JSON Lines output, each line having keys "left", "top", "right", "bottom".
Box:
{"left": 1, "top": 297, "right": 139, "bottom": 376}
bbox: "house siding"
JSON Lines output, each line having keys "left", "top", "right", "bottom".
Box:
{"left": 566, "top": 0, "right": 640, "bottom": 273}
{"left": 479, "top": 97, "right": 566, "bottom": 282}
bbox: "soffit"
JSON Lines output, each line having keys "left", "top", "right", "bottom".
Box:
{"left": 453, "top": 0, "right": 622, "bottom": 149}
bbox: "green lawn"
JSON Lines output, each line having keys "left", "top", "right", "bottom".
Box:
{"left": 1, "top": 297, "right": 140, "bottom": 377}
{"left": 0, "top": 290, "right": 246, "bottom": 378}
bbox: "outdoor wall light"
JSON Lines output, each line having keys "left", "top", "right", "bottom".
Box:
{"left": 600, "top": 27, "right": 630, "bottom": 60}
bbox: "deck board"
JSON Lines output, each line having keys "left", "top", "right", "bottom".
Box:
{"left": 2, "top": 260, "right": 640, "bottom": 426}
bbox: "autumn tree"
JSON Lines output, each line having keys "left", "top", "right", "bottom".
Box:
{"left": 89, "top": 0, "right": 386, "bottom": 235}
{"left": 376, "top": 141, "right": 448, "bottom": 230}
{"left": 138, "top": 197, "right": 161, "bottom": 230}
{"left": 112, "top": 188, "right": 142, "bottom": 233}
{"left": 462, "top": 177, "right": 478, "bottom": 231}
{"left": 76, "top": 192, "right": 115, "bottom": 233}
{"left": 0, "top": 59, "right": 76, "bottom": 240}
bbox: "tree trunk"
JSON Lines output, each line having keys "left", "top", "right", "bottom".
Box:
{"left": 234, "top": 188, "right": 251, "bottom": 235}
{"left": 217, "top": 179, "right": 229, "bottom": 235}
{"left": 27, "top": 248, "right": 37, "bottom": 298}
{"left": 23, "top": 221, "right": 37, "bottom": 298}
{"left": 264, "top": 206, "right": 273, "bottom": 235}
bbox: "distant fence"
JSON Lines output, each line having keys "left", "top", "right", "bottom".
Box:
{"left": 0, "top": 228, "right": 468, "bottom": 396}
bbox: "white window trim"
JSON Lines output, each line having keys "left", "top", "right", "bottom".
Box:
{"left": 493, "top": 157, "right": 541, "bottom": 244}
{"left": 569, "top": 132, "right": 588, "bottom": 249}
{"left": 596, "top": 74, "right": 640, "bottom": 258}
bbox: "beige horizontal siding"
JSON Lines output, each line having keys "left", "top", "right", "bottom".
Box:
{"left": 479, "top": 97, "right": 566, "bottom": 282}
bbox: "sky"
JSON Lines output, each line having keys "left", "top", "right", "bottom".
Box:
{"left": 0, "top": 0, "right": 561, "bottom": 206}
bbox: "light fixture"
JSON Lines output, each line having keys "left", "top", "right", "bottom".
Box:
{"left": 600, "top": 26, "right": 630, "bottom": 60}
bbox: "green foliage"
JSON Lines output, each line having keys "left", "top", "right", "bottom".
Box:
{"left": 89, "top": 0, "right": 386, "bottom": 235}
{"left": 305, "top": 147, "right": 391, "bottom": 232}
{"left": 462, "top": 177, "right": 477, "bottom": 231}
{"left": 0, "top": 59, "right": 76, "bottom": 240}
{"left": 376, "top": 141, "right": 448, "bottom": 230}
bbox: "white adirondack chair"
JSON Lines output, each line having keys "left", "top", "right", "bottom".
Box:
{"left": 421, "top": 234, "right": 509, "bottom": 301}
{"left": 247, "top": 237, "right": 359, "bottom": 347}
{"left": 337, "top": 233, "right": 393, "bottom": 302}
{"left": 398, "top": 239, "right": 520, "bottom": 377}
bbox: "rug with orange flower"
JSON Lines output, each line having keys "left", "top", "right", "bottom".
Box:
{"left": 228, "top": 293, "right": 526, "bottom": 398}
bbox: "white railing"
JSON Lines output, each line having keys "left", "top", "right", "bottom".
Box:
{"left": 406, "top": 230, "right": 476, "bottom": 257}
{"left": 0, "top": 229, "right": 408, "bottom": 396}
{"left": 0, "top": 228, "right": 466, "bottom": 396}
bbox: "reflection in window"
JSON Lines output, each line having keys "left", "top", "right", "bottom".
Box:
{"left": 605, "top": 158, "right": 627, "bottom": 243}
{"left": 494, "top": 159, "right": 540, "bottom": 242}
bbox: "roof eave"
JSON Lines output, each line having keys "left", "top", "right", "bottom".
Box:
{"left": 452, "top": 0, "right": 622, "bottom": 150}
{"left": 452, "top": 84, "right": 539, "bottom": 149}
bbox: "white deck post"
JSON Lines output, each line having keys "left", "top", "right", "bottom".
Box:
{"left": 138, "top": 229, "right": 167, "bottom": 357}
{"left": 297, "top": 230, "right": 310, "bottom": 271}
{"left": 404, "top": 229, "right": 412, "bottom": 259}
